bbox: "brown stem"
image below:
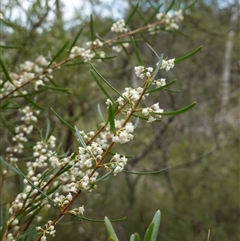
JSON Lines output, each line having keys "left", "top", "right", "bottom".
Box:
{"left": 0, "top": 19, "right": 165, "bottom": 102}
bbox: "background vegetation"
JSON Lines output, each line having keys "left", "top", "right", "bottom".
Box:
{"left": 0, "top": 0, "right": 239, "bottom": 240}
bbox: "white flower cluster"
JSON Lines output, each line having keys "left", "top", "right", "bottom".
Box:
{"left": 116, "top": 87, "right": 144, "bottom": 107}
{"left": 156, "top": 9, "right": 184, "bottom": 30}
{"left": 86, "top": 39, "right": 103, "bottom": 47}
{"left": 68, "top": 205, "right": 85, "bottom": 216}
{"left": 152, "top": 78, "right": 166, "bottom": 87}
{"left": 159, "top": 58, "right": 175, "bottom": 71}
{"left": 36, "top": 220, "right": 56, "bottom": 241}
{"left": 109, "top": 153, "right": 128, "bottom": 176}
{"left": 111, "top": 19, "right": 128, "bottom": 33}
{"left": 69, "top": 46, "right": 95, "bottom": 62}
{"left": 135, "top": 66, "right": 154, "bottom": 79}
{"left": 7, "top": 135, "right": 57, "bottom": 221}
{"left": 5, "top": 106, "right": 39, "bottom": 162}
{"left": 142, "top": 102, "right": 164, "bottom": 122}
{"left": 53, "top": 192, "right": 73, "bottom": 207}
{"left": 112, "top": 43, "right": 129, "bottom": 53}
{"left": 0, "top": 55, "right": 52, "bottom": 98}
{"left": 31, "top": 135, "right": 57, "bottom": 170}
{"left": 112, "top": 122, "right": 134, "bottom": 144}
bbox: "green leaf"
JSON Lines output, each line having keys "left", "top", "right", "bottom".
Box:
{"left": 163, "top": 87, "right": 180, "bottom": 93}
{"left": 105, "top": 217, "right": 119, "bottom": 241}
{"left": 183, "top": 0, "right": 198, "bottom": 11}
{"left": 90, "top": 70, "right": 113, "bottom": 102}
{"left": 150, "top": 210, "right": 161, "bottom": 241}
{"left": 131, "top": 37, "right": 143, "bottom": 66}
{"left": 123, "top": 167, "right": 171, "bottom": 175}
{"left": 125, "top": 2, "right": 139, "bottom": 25}
{"left": 175, "top": 46, "right": 202, "bottom": 63}
{"left": 130, "top": 233, "right": 141, "bottom": 241}
{"left": 22, "top": 95, "right": 45, "bottom": 110}
{"left": 97, "top": 103, "right": 106, "bottom": 122}
{"left": 51, "top": 108, "right": 75, "bottom": 131}
{"left": 0, "top": 204, "right": 10, "bottom": 240}
{"left": 144, "top": 210, "right": 161, "bottom": 241}
{"left": 143, "top": 223, "right": 154, "bottom": 241}
{"left": 146, "top": 80, "right": 177, "bottom": 93}
{"left": 0, "top": 57, "right": 13, "bottom": 83}
{"left": 89, "top": 63, "right": 122, "bottom": 97}
{"left": 165, "top": 0, "right": 175, "bottom": 15}
{"left": 148, "top": 54, "right": 163, "bottom": 87}
{"left": 146, "top": 43, "right": 160, "bottom": 59}
{"left": 159, "top": 102, "right": 196, "bottom": 116}
{"left": 75, "top": 126, "right": 87, "bottom": 148}
{"left": 77, "top": 215, "right": 125, "bottom": 223}
{"left": 44, "top": 118, "right": 51, "bottom": 141}
{"left": 0, "top": 158, "right": 56, "bottom": 205}
{"left": 96, "top": 170, "right": 113, "bottom": 182}
{"left": 134, "top": 117, "right": 139, "bottom": 129}
{"left": 48, "top": 40, "right": 70, "bottom": 67}
{"left": 43, "top": 85, "right": 71, "bottom": 94}
{"left": 108, "top": 104, "right": 116, "bottom": 134}
{"left": 90, "top": 14, "right": 95, "bottom": 41}
{"left": 0, "top": 44, "right": 22, "bottom": 49}
{"left": 68, "top": 26, "right": 84, "bottom": 56}
{"left": 143, "top": 3, "right": 163, "bottom": 25}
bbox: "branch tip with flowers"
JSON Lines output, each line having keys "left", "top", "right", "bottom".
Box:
{"left": 0, "top": 3, "right": 201, "bottom": 241}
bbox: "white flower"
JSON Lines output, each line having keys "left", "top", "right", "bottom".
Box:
{"left": 153, "top": 78, "right": 166, "bottom": 87}
{"left": 0, "top": 13, "right": 4, "bottom": 20}
{"left": 160, "top": 58, "right": 175, "bottom": 71}
{"left": 78, "top": 205, "right": 85, "bottom": 215}
{"left": 111, "top": 19, "right": 128, "bottom": 33}
{"left": 112, "top": 45, "right": 123, "bottom": 53}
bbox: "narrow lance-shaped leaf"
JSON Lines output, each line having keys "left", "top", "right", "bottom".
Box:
{"left": 97, "top": 103, "right": 105, "bottom": 122}
{"left": 130, "top": 233, "right": 141, "bottom": 241}
{"left": 21, "top": 95, "right": 45, "bottom": 110}
{"left": 108, "top": 104, "right": 116, "bottom": 134}
{"left": 165, "top": 0, "right": 175, "bottom": 15}
{"left": 77, "top": 215, "right": 125, "bottom": 223}
{"left": 0, "top": 57, "right": 13, "bottom": 84}
{"left": 134, "top": 117, "right": 139, "bottom": 129}
{"left": 44, "top": 118, "right": 51, "bottom": 141}
{"left": 143, "top": 223, "right": 154, "bottom": 241}
{"left": 0, "top": 44, "right": 22, "bottom": 49}
{"left": 183, "top": 0, "right": 198, "bottom": 11}
{"left": 147, "top": 54, "right": 163, "bottom": 88}
{"left": 89, "top": 63, "right": 122, "bottom": 97}
{"left": 47, "top": 40, "right": 70, "bottom": 67}
{"left": 125, "top": 2, "right": 139, "bottom": 25}
{"left": 105, "top": 217, "right": 120, "bottom": 241}
{"left": 146, "top": 80, "right": 177, "bottom": 93}
{"left": 163, "top": 87, "right": 180, "bottom": 93}
{"left": 143, "top": 3, "right": 163, "bottom": 25}
{"left": 149, "top": 210, "right": 161, "bottom": 241}
{"left": 0, "top": 158, "right": 56, "bottom": 205}
{"left": 123, "top": 166, "right": 171, "bottom": 175}
{"left": 131, "top": 37, "right": 144, "bottom": 66}
{"left": 51, "top": 108, "right": 75, "bottom": 131}
{"left": 90, "top": 71, "right": 113, "bottom": 102}
{"left": 158, "top": 102, "right": 196, "bottom": 116}
{"left": 75, "top": 126, "right": 87, "bottom": 148}
{"left": 90, "top": 14, "right": 95, "bottom": 42}
{"left": 175, "top": 46, "right": 202, "bottom": 63}
{"left": 68, "top": 26, "right": 84, "bottom": 56}
{"left": 146, "top": 43, "right": 160, "bottom": 59}
{"left": 96, "top": 170, "right": 113, "bottom": 182}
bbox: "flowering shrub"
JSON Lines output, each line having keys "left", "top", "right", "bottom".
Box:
{"left": 0, "top": 2, "right": 200, "bottom": 241}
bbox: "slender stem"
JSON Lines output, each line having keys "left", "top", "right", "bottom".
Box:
{"left": 0, "top": 20, "right": 164, "bottom": 101}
